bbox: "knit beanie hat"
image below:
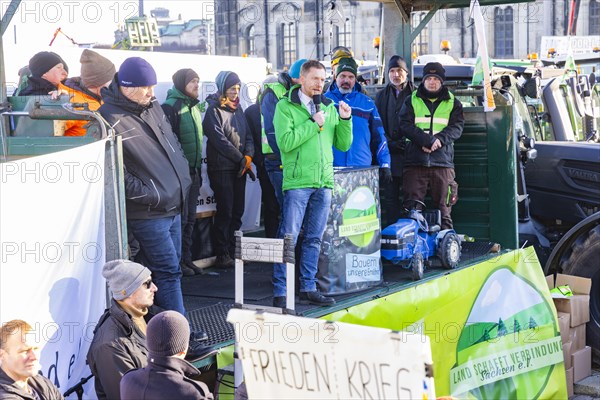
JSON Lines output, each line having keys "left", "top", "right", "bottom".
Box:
{"left": 215, "top": 71, "right": 241, "bottom": 95}
{"left": 102, "top": 259, "right": 151, "bottom": 300}
{"left": 388, "top": 55, "right": 409, "bottom": 74}
{"left": 335, "top": 57, "right": 358, "bottom": 76}
{"left": 422, "top": 62, "right": 446, "bottom": 82}
{"left": 29, "top": 51, "right": 67, "bottom": 78}
{"left": 146, "top": 311, "right": 190, "bottom": 357}
{"left": 118, "top": 57, "right": 157, "bottom": 87}
{"left": 172, "top": 68, "right": 200, "bottom": 94}
{"left": 288, "top": 59, "right": 307, "bottom": 79}
{"left": 331, "top": 47, "right": 353, "bottom": 69}
{"left": 80, "top": 49, "right": 116, "bottom": 88}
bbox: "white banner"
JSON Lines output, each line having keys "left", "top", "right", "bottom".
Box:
{"left": 470, "top": 0, "right": 496, "bottom": 112}
{"left": 196, "top": 136, "right": 262, "bottom": 231}
{"left": 1, "top": 140, "right": 108, "bottom": 398}
{"left": 227, "top": 309, "right": 436, "bottom": 399}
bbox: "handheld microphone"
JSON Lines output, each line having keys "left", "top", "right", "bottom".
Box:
{"left": 312, "top": 95, "right": 323, "bottom": 131}
{"left": 312, "top": 95, "right": 321, "bottom": 113}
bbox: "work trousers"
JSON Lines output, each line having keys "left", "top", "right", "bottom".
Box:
{"left": 403, "top": 166, "right": 458, "bottom": 229}
{"left": 208, "top": 169, "right": 246, "bottom": 257}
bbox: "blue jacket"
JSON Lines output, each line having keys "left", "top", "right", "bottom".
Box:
{"left": 325, "top": 81, "right": 390, "bottom": 168}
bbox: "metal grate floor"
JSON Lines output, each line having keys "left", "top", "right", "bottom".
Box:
{"left": 187, "top": 302, "right": 235, "bottom": 346}
{"left": 460, "top": 241, "right": 497, "bottom": 263}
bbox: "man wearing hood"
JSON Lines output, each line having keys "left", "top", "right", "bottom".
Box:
{"left": 202, "top": 71, "right": 254, "bottom": 268}
{"left": 399, "top": 62, "right": 464, "bottom": 229}
{"left": 324, "top": 56, "right": 392, "bottom": 181}
{"left": 97, "top": 57, "right": 192, "bottom": 317}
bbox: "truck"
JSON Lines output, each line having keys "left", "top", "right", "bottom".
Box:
{"left": 1, "top": 0, "right": 597, "bottom": 397}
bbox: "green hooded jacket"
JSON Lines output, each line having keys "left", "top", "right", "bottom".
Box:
{"left": 162, "top": 87, "right": 204, "bottom": 169}
{"left": 274, "top": 85, "right": 352, "bottom": 191}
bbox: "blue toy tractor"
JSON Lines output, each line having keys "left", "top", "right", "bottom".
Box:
{"left": 380, "top": 200, "right": 462, "bottom": 280}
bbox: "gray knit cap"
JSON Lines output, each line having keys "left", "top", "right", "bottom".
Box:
{"left": 146, "top": 311, "right": 190, "bottom": 357}
{"left": 102, "top": 259, "right": 151, "bottom": 300}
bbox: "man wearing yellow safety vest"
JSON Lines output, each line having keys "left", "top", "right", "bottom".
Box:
{"left": 399, "top": 62, "right": 464, "bottom": 229}
{"left": 260, "top": 59, "right": 307, "bottom": 208}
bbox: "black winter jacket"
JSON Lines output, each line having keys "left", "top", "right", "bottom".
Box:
{"left": 99, "top": 79, "right": 191, "bottom": 219}
{"left": 0, "top": 368, "right": 64, "bottom": 400}
{"left": 244, "top": 103, "right": 263, "bottom": 168}
{"left": 375, "top": 81, "right": 415, "bottom": 176}
{"left": 18, "top": 76, "right": 58, "bottom": 96}
{"left": 399, "top": 84, "right": 464, "bottom": 168}
{"left": 202, "top": 95, "right": 254, "bottom": 172}
{"left": 120, "top": 355, "right": 213, "bottom": 400}
{"left": 86, "top": 300, "right": 150, "bottom": 400}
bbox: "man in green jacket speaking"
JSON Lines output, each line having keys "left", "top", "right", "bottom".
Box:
{"left": 272, "top": 60, "right": 353, "bottom": 307}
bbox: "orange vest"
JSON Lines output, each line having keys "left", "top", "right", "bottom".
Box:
{"left": 58, "top": 83, "right": 102, "bottom": 137}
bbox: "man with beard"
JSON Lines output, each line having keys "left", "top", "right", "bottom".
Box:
{"left": 325, "top": 56, "right": 391, "bottom": 180}
{"left": 375, "top": 55, "right": 415, "bottom": 227}
{"left": 399, "top": 62, "right": 464, "bottom": 229}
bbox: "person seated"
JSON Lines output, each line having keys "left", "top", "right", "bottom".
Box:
{"left": 120, "top": 311, "right": 215, "bottom": 400}
{"left": 57, "top": 49, "right": 116, "bottom": 136}
{"left": 87, "top": 259, "right": 215, "bottom": 400}
{"left": 19, "top": 51, "right": 68, "bottom": 96}
{"left": 0, "top": 320, "right": 64, "bottom": 399}
{"left": 87, "top": 259, "right": 155, "bottom": 400}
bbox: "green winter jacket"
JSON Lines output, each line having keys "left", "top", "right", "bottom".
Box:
{"left": 274, "top": 85, "right": 352, "bottom": 191}
{"left": 162, "top": 87, "right": 204, "bottom": 169}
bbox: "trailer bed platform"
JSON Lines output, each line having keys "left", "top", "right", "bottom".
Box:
{"left": 184, "top": 241, "right": 499, "bottom": 349}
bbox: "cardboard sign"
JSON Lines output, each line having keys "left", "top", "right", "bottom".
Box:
{"left": 227, "top": 309, "right": 435, "bottom": 399}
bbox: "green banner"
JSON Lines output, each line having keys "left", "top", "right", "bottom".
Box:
{"left": 323, "top": 247, "right": 567, "bottom": 399}
{"left": 339, "top": 217, "right": 380, "bottom": 237}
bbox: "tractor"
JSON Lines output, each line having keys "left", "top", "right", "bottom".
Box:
{"left": 380, "top": 200, "right": 462, "bottom": 280}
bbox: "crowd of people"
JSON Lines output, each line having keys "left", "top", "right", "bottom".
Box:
{"left": 1, "top": 47, "right": 464, "bottom": 399}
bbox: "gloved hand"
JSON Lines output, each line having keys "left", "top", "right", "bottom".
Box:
{"left": 243, "top": 155, "right": 252, "bottom": 170}
{"left": 237, "top": 155, "right": 254, "bottom": 179}
{"left": 247, "top": 168, "right": 256, "bottom": 181}
{"left": 380, "top": 167, "right": 393, "bottom": 183}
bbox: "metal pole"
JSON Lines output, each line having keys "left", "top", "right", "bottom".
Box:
{"left": 526, "top": 3, "right": 530, "bottom": 55}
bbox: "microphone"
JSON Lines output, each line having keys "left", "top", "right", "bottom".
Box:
{"left": 312, "top": 95, "right": 323, "bottom": 131}
{"left": 312, "top": 95, "right": 321, "bottom": 113}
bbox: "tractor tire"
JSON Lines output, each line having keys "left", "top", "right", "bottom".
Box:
{"left": 440, "top": 233, "right": 462, "bottom": 269}
{"left": 559, "top": 225, "right": 600, "bottom": 360}
{"left": 412, "top": 253, "right": 424, "bottom": 281}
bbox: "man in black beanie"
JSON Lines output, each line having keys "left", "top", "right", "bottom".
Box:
{"left": 375, "top": 55, "right": 415, "bottom": 227}
{"left": 120, "top": 311, "right": 215, "bottom": 399}
{"left": 162, "top": 69, "right": 205, "bottom": 277}
{"left": 19, "top": 51, "right": 68, "bottom": 96}
{"left": 399, "top": 62, "right": 464, "bottom": 229}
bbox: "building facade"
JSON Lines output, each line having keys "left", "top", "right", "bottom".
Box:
{"left": 214, "top": 0, "right": 383, "bottom": 70}
{"left": 414, "top": 0, "right": 600, "bottom": 59}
